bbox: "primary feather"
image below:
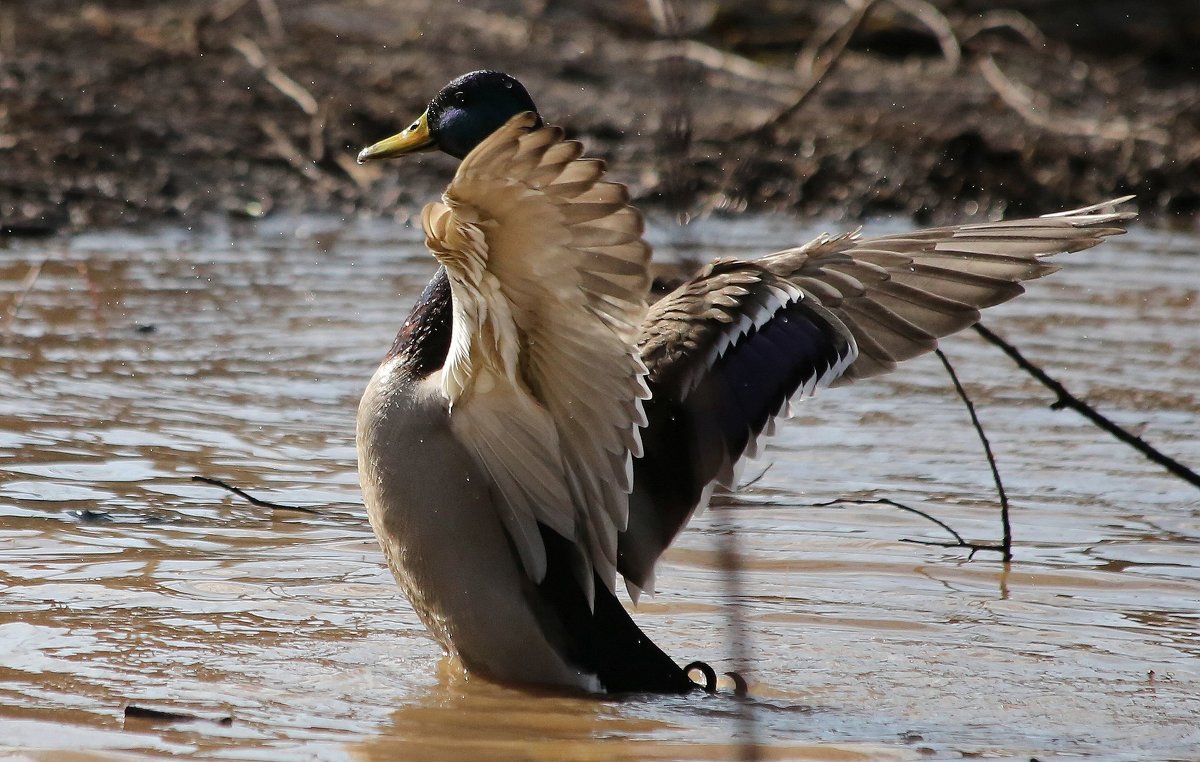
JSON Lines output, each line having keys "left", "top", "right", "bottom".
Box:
{"left": 422, "top": 113, "right": 652, "bottom": 606}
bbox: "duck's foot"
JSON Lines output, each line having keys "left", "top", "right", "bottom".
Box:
{"left": 725, "top": 669, "right": 748, "bottom": 697}
{"left": 684, "top": 660, "right": 717, "bottom": 693}
{"left": 684, "top": 661, "right": 748, "bottom": 696}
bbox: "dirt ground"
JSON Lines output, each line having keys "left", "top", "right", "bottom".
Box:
{"left": 2, "top": 0, "right": 1199, "bottom": 236}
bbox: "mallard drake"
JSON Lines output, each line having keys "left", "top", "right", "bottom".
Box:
{"left": 355, "top": 70, "right": 1134, "bottom": 694}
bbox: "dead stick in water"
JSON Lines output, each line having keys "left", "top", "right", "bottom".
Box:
{"left": 191, "top": 475, "right": 322, "bottom": 514}
{"left": 973, "top": 322, "right": 1200, "bottom": 491}
{"left": 3, "top": 258, "right": 44, "bottom": 334}
{"left": 813, "top": 497, "right": 1007, "bottom": 559}
{"left": 124, "top": 704, "right": 233, "bottom": 726}
{"left": 935, "top": 348, "right": 1013, "bottom": 561}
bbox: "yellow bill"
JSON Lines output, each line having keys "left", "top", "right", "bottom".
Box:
{"left": 357, "top": 111, "right": 434, "bottom": 163}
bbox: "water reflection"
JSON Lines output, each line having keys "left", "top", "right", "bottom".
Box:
{"left": 1, "top": 218, "right": 1198, "bottom": 760}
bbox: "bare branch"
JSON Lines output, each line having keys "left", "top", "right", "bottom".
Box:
{"left": 959, "top": 9, "right": 1047, "bottom": 49}
{"left": 3, "top": 258, "right": 44, "bottom": 335}
{"left": 977, "top": 54, "right": 1169, "bottom": 146}
{"left": 739, "top": 463, "right": 773, "bottom": 490}
{"left": 230, "top": 35, "right": 318, "bottom": 116}
{"left": 973, "top": 323, "right": 1200, "bottom": 491}
{"left": 125, "top": 704, "right": 233, "bottom": 726}
{"left": 191, "top": 475, "right": 323, "bottom": 514}
{"left": 752, "top": 0, "right": 882, "bottom": 137}
{"left": 645, "top": 40, "right": 799, "bottom": 89}
{"left": 935, "top": 348, "right": 1012, "bottom": 561}
{"left": 888, "top": 0, "right": 961, "bottom": 69}
{"left": 815, "top": 497, "right": 1009, "bottom": 559}
{"left": 256, "top": 0, "right": 284, "bottom": 41}
{"left": 209, "top": 0, "right": 251, "bottom": 25}
{"left": 257, "top": 117, "right": 337, "bottom": 189}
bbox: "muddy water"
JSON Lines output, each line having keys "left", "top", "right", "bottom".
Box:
{"left": 1, "top": 217, "right": 1197, "bottom": 761}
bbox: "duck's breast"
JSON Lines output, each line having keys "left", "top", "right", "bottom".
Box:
{"left": 356, "top": 358, "right": 600, "bottom": 691}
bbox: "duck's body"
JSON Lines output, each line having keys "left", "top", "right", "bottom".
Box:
{"left": 358, "top": 270, "right": 692, "bottom": 692}
{"left": 355, "top": 71, "right": 1134, "bottom": 694}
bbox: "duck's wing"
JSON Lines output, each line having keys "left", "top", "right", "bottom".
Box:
{"left": 620, "top": 260, "right": 856, "bottom": 595}
{"left": 424, "top": 113, "right": 651, "bottom": 604}
{"left": 619, "top": 198, "right": 1134, "bottom": 594}
{"left": 763, "top": 197, "right": 1136, "bottom": 383}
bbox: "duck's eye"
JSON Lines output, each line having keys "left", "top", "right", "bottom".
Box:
{"left": 454, "top": 91, "right": 465, "bottom": 104}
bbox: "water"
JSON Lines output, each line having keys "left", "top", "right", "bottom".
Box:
{"left": 1, "top": 216, "right": 1197, "bottom": 761}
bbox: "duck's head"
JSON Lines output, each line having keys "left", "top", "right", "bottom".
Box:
{"left": 357, "top": 70, "right": 541, "bottom": 163}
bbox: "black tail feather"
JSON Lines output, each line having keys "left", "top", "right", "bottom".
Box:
{"left": 533, "top": 526, "right": 694, "bottom": 694}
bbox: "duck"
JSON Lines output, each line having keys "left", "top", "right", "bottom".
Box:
{"left": 354, "top": 70, "right": 1134, "bottom": 695}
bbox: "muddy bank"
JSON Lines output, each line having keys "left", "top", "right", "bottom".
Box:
{"left": 2, "top": 0, "right": 1199, "bottom": 236}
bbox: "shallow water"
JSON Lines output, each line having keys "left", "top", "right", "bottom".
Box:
{"left": 1, "top": 215, "right": 1198, "bottom": 761}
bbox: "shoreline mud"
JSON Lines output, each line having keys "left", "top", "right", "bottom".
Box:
{"left": 2, "top": 1, "right": 1198, "bottom": 236}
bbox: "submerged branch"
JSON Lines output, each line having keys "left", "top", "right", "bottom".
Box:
{"left": 191, "top": 475, "right": 323, "bottom": 514}
{"left": 935, "top": 347, "right": 1013, "bottom": 561}
{"left": 125, "top": 704, "right": 233, "bottom": 726}
{"left": 814, "top": 497, "right": 1009, "bottom": 559}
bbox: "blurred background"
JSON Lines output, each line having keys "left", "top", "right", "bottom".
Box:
{"left": 3, "top": 4, "right": 1200, "bottom": 759}
{"left": 1, "top": 0, "right": 1198, "bottom": 233}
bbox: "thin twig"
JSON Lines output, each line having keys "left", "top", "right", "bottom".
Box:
{"left": 125, "top": 705, "right": 233, "bottom": 726}
{"left": 887, "top": 0, "right": 961, "bottom": 69}
{"left": 815, "top": 497, "right": 964, "bottom": 543}
{"left": 4, "top": 258, "right": 44, "bottom": 335}
{"left": 208, "top": 0, "right": 251, "bottom": 25}
{"left": 256, "top": 0, "right": 284, "bottom": 41}
{"left": 739, "top": 463, "right": 773, "bottom": 490}
{"left": 749, "top": 0, "right": 881, "bottom": 138}
{"left": 257, "top": 117, "right": 337, "bottom": 189}
{"left": 935, "top": 348, "right": 1012, "bottom": 560}
{"left": 958, "top": 9, "right": 1047, "bottom": 49}
{"left": 973, "top": 323, "right": 1200, "bottom": 491}
{"left": 230, "top": 35, "right": 318, "bottom": 116}
{"left": 643, "top": 0, "right": 678, "bottom": 37}
{"left": 645, "top": 0, "right": 701, "bottom": 224}
{"left": 707, "top": 0, "right": 880, "bottom": 213}
{"left": 229, "top": 35, "right": 334, "bottom": 186}
{"left": 977, "top": 54, "right": 1169, "bottom": 146}
{"left": 815, "top": 497, "right": 1008, "bottom": 559}
{"left": 191, "top": 475, "right": 323, "bottom": 514}
{"left": 645, "top": 40, "right": 799, "bottom": 89}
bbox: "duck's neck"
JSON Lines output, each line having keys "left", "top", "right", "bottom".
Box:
{"left": 387, "top": 266, "right": 453, "bottom": 378}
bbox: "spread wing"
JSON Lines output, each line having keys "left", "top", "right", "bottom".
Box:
{"left": 424, "top": 113, "right": 651, "bottom": 604}
{"left": 762, "top": 197, "right": 1136, "bottom": 383}
{"left": 618, "top": 197, "right": 1134, "bottom": 594}
{"left": 620, "top": 261, "right": 856, "bottom": 595}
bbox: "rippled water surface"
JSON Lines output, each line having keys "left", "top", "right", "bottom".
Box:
{"left": 2, "top": 216, "right": 1198, "bottom": 761}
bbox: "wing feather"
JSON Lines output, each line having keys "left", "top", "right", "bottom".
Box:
{"left": 618, "top": 197, "right": 1133, "bottom": 592}
{"left": 425, "top": 113, "right": 651, "bottom": 603}
{"left": 621, "top": 261, "right": 856, "bottom": 592}
{"left": 763, "top": 197, "right": 1135, "bottom": 383}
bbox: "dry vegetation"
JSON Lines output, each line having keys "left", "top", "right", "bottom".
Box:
{"left": 1, "top": 0, "right": 1198, "bottom": 235}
